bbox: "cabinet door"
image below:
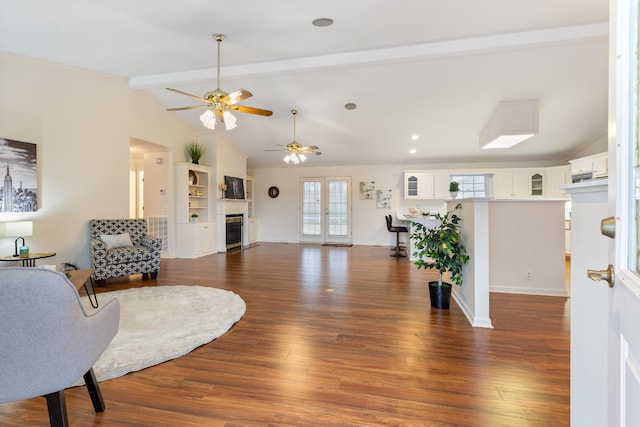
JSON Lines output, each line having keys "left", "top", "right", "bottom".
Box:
{"left": 511, "top": 170, "right": 531, "bottom": 197}
{"left": 530, "top": 172, "right": 544, "bottom": 196}
{"left": 545, "top": 166, "right": 570, "bottom": 198}
{"left": 195, "top": 222, "right": 215, "bottom": 254}
{"left": 593, "top": 155, "right": 608, "bottom": 177}
{"left": 494, "top": 170, "right": 514, "bottom": 199}
{"left": 405, "top": 173, "right": 420, "bottom": 199}
{"left": 432, "top": 171, "right": 451, "bottom": 199}
{"left": 248, "top": 217, "right": 257, "bottom": 243}
{"left": 418, "top": 173, "right": 435, "bottom": 198}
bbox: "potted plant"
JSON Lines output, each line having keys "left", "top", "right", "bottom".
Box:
{"left": 186, "top": 140, "right": 205, "bottom": 164}
{"left": 191, "top": 213, "right": 199, "bottom": 222}
{"left": 411, "top": 203, "right": 470, "bottom": 309}
{"left": 448, "top": 181, "right": 460, "bottom": 198}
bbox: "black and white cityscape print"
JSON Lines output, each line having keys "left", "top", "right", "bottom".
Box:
{"left": 1, "top": 138, "right": 37, "bottom": 212}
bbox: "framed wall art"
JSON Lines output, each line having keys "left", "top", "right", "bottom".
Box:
{"left": 359, "top": 181, "right": 375, "bottom": 199}
{"left": 0, "top": 138, "right": 37, "bottom": 212}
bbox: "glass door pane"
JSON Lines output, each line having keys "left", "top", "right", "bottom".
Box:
{"left": 327, "top": 179, "right": 348, "bottom": 237}
{"left": 302, "top": 180, "right": 321, "bottom": 236}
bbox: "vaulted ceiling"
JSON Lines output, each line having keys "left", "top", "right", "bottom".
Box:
{"left": 0, "top": 0, "right": 609, "bottom": 168}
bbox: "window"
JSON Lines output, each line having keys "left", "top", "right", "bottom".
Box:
{"left": 449, "top": 174, "right": 489, "bottom": 198}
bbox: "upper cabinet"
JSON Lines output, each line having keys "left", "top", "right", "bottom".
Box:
{"left": 405, "top": 166, "right": 571, "bottom": 200}
{"left": 494, "top": 169, "right": 549, "bottom": 199}
{"left": 569, "top": 152, "right": 608, "bottom": 179}
{"left": 404, "top": 171, "right": 450, "bottom": 199}
{"left": 545, "top": 165, "right": 571, "bottom": 198}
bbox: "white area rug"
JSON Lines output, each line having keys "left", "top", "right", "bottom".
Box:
{"left": 75, "top": 285, "right": 246, "bottom": 385}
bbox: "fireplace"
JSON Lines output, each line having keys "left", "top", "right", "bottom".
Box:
{"left": 225, "top": 214, "right": 243, "bottom": 252}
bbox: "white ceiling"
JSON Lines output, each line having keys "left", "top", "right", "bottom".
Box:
{"left": 0, "top": 0, "right": 609, "bottom": 168}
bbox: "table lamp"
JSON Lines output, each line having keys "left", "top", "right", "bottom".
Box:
{"left": 0, "top": 221, "right": 33, "bottom": 257}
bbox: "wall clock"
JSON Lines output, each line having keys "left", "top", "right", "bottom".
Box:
{"left": 268, "top": 186, "right": 280, "bottom": 198}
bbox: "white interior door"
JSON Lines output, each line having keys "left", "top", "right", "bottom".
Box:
{"left": 605, "top": 0, "right": 640, "bottom": 424}
{"left": 300, "top": 177, "right": 351, "bottom": 244}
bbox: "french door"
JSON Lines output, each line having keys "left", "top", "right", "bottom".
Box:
{"left": 300, "top": 177, "right": 351, "bottom": 244}
{"left": 606, "top": 0, "right": 640, "bottom": 424}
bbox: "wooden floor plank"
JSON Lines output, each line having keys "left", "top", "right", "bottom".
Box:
{"left": 0, "top": 243, "right": 569, "bottom": 426}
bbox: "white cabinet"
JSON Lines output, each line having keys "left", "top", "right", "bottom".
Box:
{"left": 545, "top": 165, "right": 571, "bottom": 198}
{"left": 494, "top": 170, "right": 514, "bottom": 199}
{"left": 175, "top": 222, "right": 216, "bottom": 258}
{"left": 494, "top": 169, "right": 545, "bottom": 199}
{"left": 248, "top": 217, "right": 257, "bottom": 244}
{"left": 569, "top": 152, "right": 608, "bottom": 178}
{"left": 593, "top": 154, "right": 608, "bottom": 178}
{"left": 404, "top": 171, "right": 450, "bottom": 199}
{"left": 175, "top": 163, "right": 215, "bottom": 258}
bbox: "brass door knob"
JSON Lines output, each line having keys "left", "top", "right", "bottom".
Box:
{"left": 587, "top": 264, "right": 615, "bottom": 288}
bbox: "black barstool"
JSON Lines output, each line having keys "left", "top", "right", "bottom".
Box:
{"left": 385, "top": 215, "right": 408, "bottom": 257}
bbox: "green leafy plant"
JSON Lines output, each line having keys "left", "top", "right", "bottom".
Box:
{"left": 186, "top": 140, "right": 205, "bottom": 164}
{"left": 448, "top": 181, "right": 460, "bottom": 192}
{"left": 411, "top": 203, "right": 469, "bottom": 287}
{"left": 191, "top": 213, "right": 199, "bottom": 218}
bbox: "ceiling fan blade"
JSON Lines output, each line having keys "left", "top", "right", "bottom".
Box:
{"left": 165, "top": 88, "right": 207, "bottom": 102}
{"left": 264, "top": 149, "right": 286, "bottom": 152}
{"left": 223, "top": 89, "right": 253, "bottom": 105}
{"left": 230, "top": 105, "right": 273, "bottom": 116}
{"left": 166, "top": 105, "right": 209, "bottom": 111}
{"left": 312, "top": 151, "right": 322, "bottom": 155}
{"left": 299, "top": 146, "right": 319, "bottom": 153}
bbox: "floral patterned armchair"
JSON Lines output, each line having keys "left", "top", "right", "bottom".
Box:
{"left": 89, "top": 219, "right": 161, "bottom": 285}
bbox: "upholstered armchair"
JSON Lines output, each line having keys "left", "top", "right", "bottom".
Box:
{"left": 0, "top": 267, "right": 120, "bottom": 427}
{"left": 89, "top": 219, "right": 161, "bottom": 286}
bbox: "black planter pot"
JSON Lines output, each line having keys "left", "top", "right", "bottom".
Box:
{"left": 428, "top": 281, "right": 452, "bottom": 309}
{"left": 192, "top": 159, "right": 199, "bottom": 164}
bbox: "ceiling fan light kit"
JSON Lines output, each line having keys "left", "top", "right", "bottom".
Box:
{"left": 479, "top": 100, "right": 539, "bottom": 149}
{"left": 166, "top": 33, "right": 272, "bottom": 131}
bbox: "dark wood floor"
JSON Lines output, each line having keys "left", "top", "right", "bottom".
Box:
{"left": 0, "top": 243, "right": 570, "bottom": 426}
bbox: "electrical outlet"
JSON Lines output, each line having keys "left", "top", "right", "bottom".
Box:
{"left": 525, "top": 270, "right": 533, "bottom": 280}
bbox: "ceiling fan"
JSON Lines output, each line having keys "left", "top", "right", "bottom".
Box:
{"left": 165, "top": 34, "right": 272, "bottom": 130}
{"left": 265, "top": 110, "right": 321, "bottom": 164}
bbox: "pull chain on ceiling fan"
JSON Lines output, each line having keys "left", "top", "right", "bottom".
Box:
{"left": 165, "top": 34, "right": 273, "bottom": 131}
{"left": 264, "top": 109, "right": 321, "bottom": 164}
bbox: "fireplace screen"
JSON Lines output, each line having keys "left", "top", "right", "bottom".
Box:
{"left": 225, "top": 214, "right": 243, "bottom": 251}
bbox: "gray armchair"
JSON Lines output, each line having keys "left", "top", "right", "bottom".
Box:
{"left": 0, "top": 267, "right": 120, "bottom": 427}
{"left": 89, "top": 219, "right": 161, "bottom": 286}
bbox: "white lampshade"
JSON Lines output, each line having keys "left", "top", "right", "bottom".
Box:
{"left": 200, "top": 110, "right": 216, "bottom": 130}
{"left": 223, "top": 111, "right": 237, "bottom": 130}
{"left": 0, "top": 221, "right": 33, "bottom": 237}
{"left": 480, "top": 100, "right": 539, "bottom": 149}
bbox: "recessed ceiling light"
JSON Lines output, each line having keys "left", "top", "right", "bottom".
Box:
{"left": 409, "top": 149, "right": 417, "bottom": 154}
{"left": 344, "top": 103, "right": 357, "bottom": 110}
{"left": 411, "top": 134, "right": 420, "bottom": 141}
{"left": 312, "top": 18, "right": 334, "bottom": 27}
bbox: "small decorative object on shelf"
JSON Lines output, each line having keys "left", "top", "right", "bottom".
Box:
{"left": 191, "top": 213, "right": 199, "bottom": 223}
{"left": 186, "top": 140, "right": 205, "bottom": 165}
{"left": 219, "top": 183, "right": 227, "bottom": 199}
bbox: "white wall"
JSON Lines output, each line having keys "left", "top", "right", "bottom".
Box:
{"left": 0, "top": 52, "right": 195, "bottom": 267}
{"left": 250, "top": 164, "right": 428, "bottom": 247}
{"left": 489, "top": 199, "right": 567, "bottom": 296}
{"left": 452, "top": 199, "right": 492, "bottom": 328}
